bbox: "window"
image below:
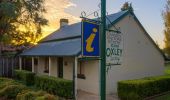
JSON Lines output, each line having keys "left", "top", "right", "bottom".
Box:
{"left": 34, "top": 57, "right": 38, "bottom": 66}
{"left": 44, "top": 57, "right": 49, "bottom": 73}
{"left": 77, "top": 61, "right": 85, "bottom": 79}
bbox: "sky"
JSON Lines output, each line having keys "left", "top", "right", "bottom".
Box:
{"left": 43, "top": 0, "right": 167, "bottom": 48}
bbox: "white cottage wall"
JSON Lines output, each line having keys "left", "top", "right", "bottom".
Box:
{"left": 77, "top": 60, "right": 100, "bottom": 95}
{"left": 106, "top": 14, "right": 165, "bottom": 94}
{"left": 37, "top": 57, "right": 47, "bottom": 75}
{"left": 63, "top": 57, "right": 74, "bottom": 80}
{"left": 50, "top": 57, "right": 58, "bottom": 77}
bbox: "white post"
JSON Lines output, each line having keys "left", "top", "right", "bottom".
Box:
{"left": 74, "top": 57, "right": 78, "bottom": 100}
{"left": 49, "top": 57, "right": 51, "bottom": 76}
{"left": 32, "top": 57, "right": 35, "bottom": 72}
{"left": 19, "top": 57, "right": 22, "bottom": 70}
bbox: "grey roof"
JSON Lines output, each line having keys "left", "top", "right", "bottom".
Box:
{"left": 20, "top": 38, "right": 81, "bottom": 56}
{"left": 41, "top": 10, "right": 128, "bottom": 42}
{"left": 41, "top": 22, "right": 81, "bottom": 42}
{"left": 106, "top": 10, "right": 128, "bottom": 25}
{"left": 21, "top": 11, "right": 128, "bottom": 56}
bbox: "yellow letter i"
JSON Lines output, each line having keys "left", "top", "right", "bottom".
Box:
{"left": 86, "top": 28, "right": 97, "bottom": 52}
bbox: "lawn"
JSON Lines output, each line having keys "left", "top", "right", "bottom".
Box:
{"left": 165, "top": 62, "right": 170, "bottom": 75}
{"left": 152, "top": 93, "right": 170, "bottom": 100}
{"left": 150, "top": 62, "right": 170, "bottom": 100}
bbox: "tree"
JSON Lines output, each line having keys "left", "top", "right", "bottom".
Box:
{"left": 121, "top": 2, "right": 133, "bottom": 12}
{"left": 0, "top": 0, "right": 48, "bottom": 46}
{"left": 163, "top": 0, "right": 170, "bottom": 56}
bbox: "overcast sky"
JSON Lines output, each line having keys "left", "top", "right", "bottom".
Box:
{"left": 43, "top": 0, "right": 167, "bottom": 48}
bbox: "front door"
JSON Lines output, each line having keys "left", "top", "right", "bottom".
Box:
{"left": 58, "top": 57, "right": 63, "bottom": 78}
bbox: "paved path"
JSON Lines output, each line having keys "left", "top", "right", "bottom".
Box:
{"left": 77, "top": 90, "right": 119, "bottom": 100}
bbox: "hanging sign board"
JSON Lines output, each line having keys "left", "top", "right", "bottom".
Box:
{"left": 82, "top": 19, "right": 100, "bottom": 57}
{"left": 106, "top": 30, "right": 123, "bottom": 65}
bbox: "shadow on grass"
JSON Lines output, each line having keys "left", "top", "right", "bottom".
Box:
{"left": 149, "top": 92, "right": 170, "bottom": 100}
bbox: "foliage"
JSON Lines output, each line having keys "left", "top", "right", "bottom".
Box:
{"left": 35, "top": 75, "right": 73, "bottom": 98}
{"left": 0, "top": 77, "right": 21, "bottom": 89}
{"left": 118, "top": 75, "right": 170, "bottom": 100}
{"left": 0, "top": 0, "right": 48, "bottom": 45}
{"left": 0, "top": 77, "right": 58, "bottom": 100}
{"left": 0, "top": 85, "right": 28, "bottom": 99}
{"left": 151, "top": 92, "right": 170, "bottom": 100}
{"left": 165, "top": 62, "right": 170, "bottom": 74}
{"left": 121, "top": 2, "right": 133, "bottom": 12}
{"left": 14, "top": 70, "right": 36, "bottom": 86}
{"left": 0, "top": 77, "right": 28, "bottom": 99}
{"left": 163, "top": 0, "right": 170, "bottom": 56}
{"left": 17, "top": 90, "right": 58, "bottom": 100}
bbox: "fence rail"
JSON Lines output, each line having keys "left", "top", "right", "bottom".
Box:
{"left": 0, "top": 56, "right": 19, "bottom": 77}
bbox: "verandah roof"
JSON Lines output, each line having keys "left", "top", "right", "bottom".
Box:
{"left": 20, "top": 38, "right": 81, "bottom": 56}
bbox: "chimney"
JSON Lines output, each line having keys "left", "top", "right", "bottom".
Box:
{"left": 60, "top": 19, "right": 69, "bottom": 28}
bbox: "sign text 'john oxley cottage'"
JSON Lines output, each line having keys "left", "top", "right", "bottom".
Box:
{"left": 20, "top": 10, "right": 165, "bottom": 96}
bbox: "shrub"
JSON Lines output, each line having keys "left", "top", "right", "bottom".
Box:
{"left": 35, "top": 94, "right": 58, "bottom": 100}
{"left": 0, "top": 84, "right": 28, "bottom": 99}
{"left": 35, "top": 75, "right": 73, "bottom": 98}
{"left": 118, "top": 75, "right": 170, "bottom": 100}
{"left": 14, "top": 70, "right": 36, "bottom": 86}
{"left": 17, "top": 90, "right": 58, "bottom": 100}
{"left": 0, "top": 77, "right": 22, "bottom": 89}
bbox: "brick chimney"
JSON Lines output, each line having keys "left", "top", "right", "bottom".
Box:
{"left": 60, "top": 19, "right": 69, "bottom": 28}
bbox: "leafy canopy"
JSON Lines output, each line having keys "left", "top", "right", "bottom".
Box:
{"left": 0, "top": 0, "right": 48, "bottom": 45}
{"left": 163, "top": 0, "right": 170, "bottom": 56}
{"left": 121, "top": 2, "right": 133, "bottom": 12}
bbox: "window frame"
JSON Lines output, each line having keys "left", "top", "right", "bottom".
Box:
{"left": 77, "top": 61, "right": 86, "bottom": 79}
{"left": 44, "top": 57, "right": 49, "bottom": 73}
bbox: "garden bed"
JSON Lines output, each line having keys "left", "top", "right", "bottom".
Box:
{"left": 0, "top": 77, "right": 60, "bottom": 100}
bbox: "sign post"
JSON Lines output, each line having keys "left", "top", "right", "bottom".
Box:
{"left": 81, "top": 1, "right": 107, "bottom": 99}
{"left": 100, "top": 0, "right": 106, "bottom": 100}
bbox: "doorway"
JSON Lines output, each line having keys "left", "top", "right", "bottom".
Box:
{"left": 58, "top": 57, "right": 63, "bottom": 78}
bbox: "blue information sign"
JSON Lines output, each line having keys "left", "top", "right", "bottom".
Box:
{"left": 82, "top": 19, "right": 100, "bottom": 57}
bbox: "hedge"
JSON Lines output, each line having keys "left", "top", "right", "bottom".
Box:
{"left": 14, "top": 70, "right": 35, "bottom": 86}
{"left": 35, "top": 75, "right": 73, "bottom": 98}
{"left": 118, "top": 75, "right": 170, "bottom": 100}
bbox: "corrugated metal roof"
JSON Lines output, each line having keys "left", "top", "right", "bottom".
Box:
{"left": 20, "top": 38, "right": 81, "bottom": 56}
{"left": 106, "top": 10, "right": 128, "bottom": 25}
{"left": 21, "top": 11, "right": 128, "bottom": 56}
{"left": 41, "top": 11, "right": 128, "bottom": 42}
{"left": 41, "top": 22, "right": 81, "bottom": 42}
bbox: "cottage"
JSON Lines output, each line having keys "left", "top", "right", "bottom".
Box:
{"left": 20, "top": 10, "right": 165, "bottom": 96}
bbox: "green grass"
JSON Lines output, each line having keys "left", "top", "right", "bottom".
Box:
{"left": 151, "top": 63, "right": 170, "bottom": 100}
{"left": 165, "top": 62, "right": 170, "bottom": 75}
{"left": 152, "top": 93, "right": 170, "bottom": 100}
